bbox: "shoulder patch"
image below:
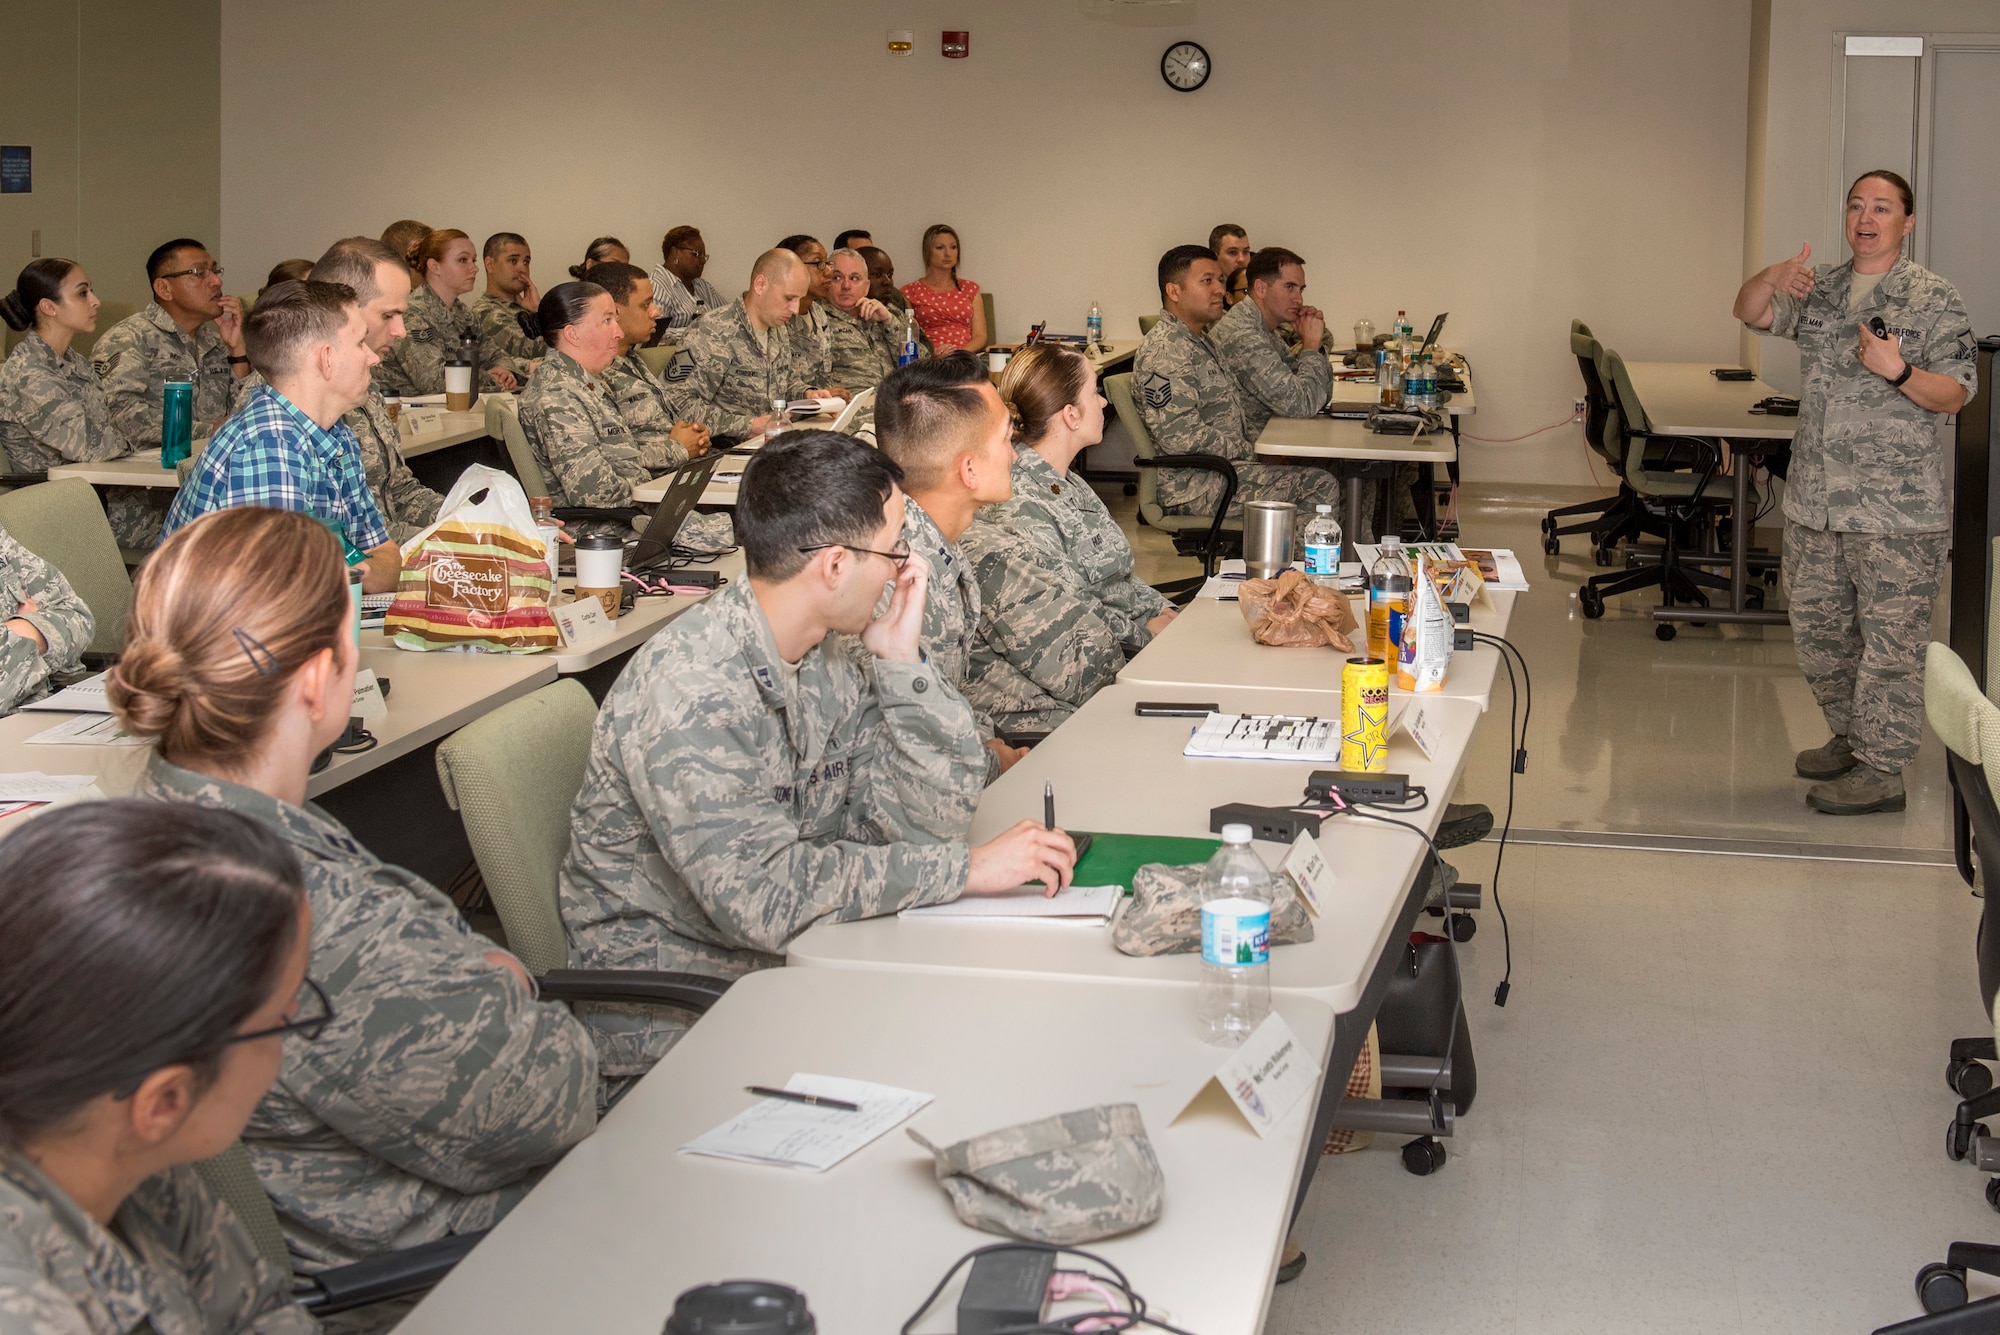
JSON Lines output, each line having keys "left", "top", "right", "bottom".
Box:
{"left": 410, "top": 327, "right": 435, "bottom": 343}
{"left": 665, "top": 349, "right": 695, "bottom": 384}
{"left": 1141, "top": 372, "right": 1172, "bottom": 410}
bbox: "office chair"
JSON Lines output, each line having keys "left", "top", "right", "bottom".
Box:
{"left": 486, "top": 396, "right": 641, "bottom": 530}
{"left": 1541, "top": 320, "right": 1629, "bottom": 558}
{"left": 1575, "top": 349, "right": 1738, "bottom": 639}
{"left": 435, "top": 679, "right": 731, "bottom": 1017}
{"left": 1896, "top": 641, "right": 2000, "bottom": 1321}
{"left": 0, "top": 477, "right": 134, "bottom": 662}
{"left": 1138, "top": 314, "right": 1160, "bottom": 336}
{"left": 981, "top": 291, "right": 997, "bottom": 350}
{"left": 638, "top": 343, "right": 677, "bottom": 376}
{"left": 1102, "top": 371, "right": 1239, "bottom": 604}
{"left": 194, "top": 1142, "right": 484, "bottom": 1317}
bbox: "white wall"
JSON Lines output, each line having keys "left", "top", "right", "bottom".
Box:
{"left": 221, "top": 0, "right": 1757, "bottom": 487}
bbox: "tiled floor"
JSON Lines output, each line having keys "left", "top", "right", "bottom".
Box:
{"left": 1098, "top": 478, "right": 1987, "bottom": 1331}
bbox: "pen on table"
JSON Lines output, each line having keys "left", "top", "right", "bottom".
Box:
{"left": 746, "top": 1086, "right": 860, "bottom": 1112}
{"left": 1045, "top": 780, "right": 1055, "bottom": 831}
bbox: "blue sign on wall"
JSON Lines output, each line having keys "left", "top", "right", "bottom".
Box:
{"left": 0, "top": 147, "right": 29, "bottom": 194}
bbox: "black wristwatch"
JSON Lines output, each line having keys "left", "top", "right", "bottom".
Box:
{"left": 1888, "top": 361, "right": 1914, "bottom": 388}
{"left": 228, "top": 355, "right": 250, "bottom": 366}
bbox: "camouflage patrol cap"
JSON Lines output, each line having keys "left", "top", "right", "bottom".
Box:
{"left": 1112, "top": 860, "right": 1314, "bottom": 959}
{"left": 907, "top": 1103, "right": 1164, "bottom": 1244}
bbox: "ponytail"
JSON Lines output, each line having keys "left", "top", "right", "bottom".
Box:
{"left": 1, "top": 259, "right": 79, "bottom": 334}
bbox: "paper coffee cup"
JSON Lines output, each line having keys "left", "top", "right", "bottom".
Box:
{"left": 444, "top": 365, "right": 472, "bottom": 395}
{"left": 573, "top": 536, "right": 623, "bottom": 618}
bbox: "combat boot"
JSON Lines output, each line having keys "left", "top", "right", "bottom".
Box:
{"left": 1806, "top": 764, "right": 1905, "bottom": 815}
{"left": 1795, "top": 734, "right": 1858, "bottom": 780}
{"left": 1436, "top": 802, "right": 1493, "bottom": 849}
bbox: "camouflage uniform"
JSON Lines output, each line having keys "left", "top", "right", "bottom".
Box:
{"left": 1132, "top": 311, "right": 1341, "bottom": 539}
{"left": 468, "top": 290, "right": 546, "bottom": 380}
{"left": 1208, "top": 297, "right": 1333, "bottom": 441}
{"left": 662, "top": 299, "right": 821, "bottom": 436}
{"left": 342, "top": 388, "right": 442, "bottom": 544}
{"left": 559, "top": 578, "right": 985, "bottom": 1076}
{"left": 959, "top": 447, "right": 1164, "bottom": 732}
{"left": 0, "top": 331, "right": 168, "bottom": 548}
{"left": 91, "top": 302, "right": 258, "bottom": 444}
{"left": 0, "top": 519, "right": 93, "bottom": 715}
{"left": 519, "top": 349, "right": 648, "bottom": 510}
{"left": 0, "top": 1150, "right": 315, "bottom": 1335}
{"left": 371, "top": 285, "right": 507, "bottom": 398}
{"left": 904, "top": 497, "right": 1003, "bottom": 778}
{"left": 1760, "top": 255, "right": 1978, "bottom": 772}
{"left": 601, "top": 349, "right": 692, "bottom": 472}
{"left": 136, "top": 756, "right": 599, "bottom": 1273}
{"left": 821, "top": 301, "right": 903, "bottom": 391}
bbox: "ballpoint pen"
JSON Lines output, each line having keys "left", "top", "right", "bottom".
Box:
{"left": 745, "top": 1086, "right": 860, "bottom": 1112}
{"left": 1045, "top": 780, "right": 1055, "bottom": 831}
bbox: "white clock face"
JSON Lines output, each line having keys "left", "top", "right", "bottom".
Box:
{"left": 1162, "top": 41, "right": 1210, "bottom": 91}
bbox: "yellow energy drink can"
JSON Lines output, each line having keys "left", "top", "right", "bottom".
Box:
{"left": 1341, "top": 657, "right": 1390, "bottom": 772}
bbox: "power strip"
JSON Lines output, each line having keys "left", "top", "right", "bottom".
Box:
{"left": 1305, "top": 771, "right": 1410, "bottom": 805}
{"left": 1209, "top": 803, "right": 1323, "bottom": 842}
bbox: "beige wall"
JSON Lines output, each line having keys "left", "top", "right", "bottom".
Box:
{"left": 220, "top": 0, "right": 1757, "bottom": 486}
{"left": 1754, "top": 0, "right": 2000, "bottom": 394}
{"left": 0, "top": 0, "right": 221, "bottom": 312}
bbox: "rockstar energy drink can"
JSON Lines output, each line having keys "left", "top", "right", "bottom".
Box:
{"left": 1341, "top": 656, "right": 1390, "bottom": 772}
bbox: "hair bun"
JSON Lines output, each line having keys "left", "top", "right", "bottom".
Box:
{"left": 105, "top": 641, "right": 191, "bottom": 740}
{"left": 0, "top": 291, "right": 31, "bottom": 333}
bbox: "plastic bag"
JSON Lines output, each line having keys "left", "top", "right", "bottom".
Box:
{"left": 384, "top": 464, "right": 560, "bottom": 653}
{"left": 1396, "top": 555, "right": 1451, "bottom": 691}
{"left": 1237, "top": 568, "right": 1358, "bottom": 651}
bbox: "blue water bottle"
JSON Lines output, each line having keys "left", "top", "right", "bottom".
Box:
{"left": 160, "top": 380, "right": 194, "bottom": 468}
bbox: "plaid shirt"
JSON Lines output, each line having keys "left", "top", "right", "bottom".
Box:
{"left": 162, "top": 384, "right": 390, "bottom": 550}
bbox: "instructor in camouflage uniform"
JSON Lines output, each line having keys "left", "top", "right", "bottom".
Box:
{"left": 1737, "top": 169, "right": 1977, "bottom": 815}
{"left": 559, "top": 433, "right": 1077, "bottom": 1077}
{"left": 315, "top": 237, "right": 445, "bottom": 542}
{"left": 1134, "top": 244, "right": 1341, "bottom": 542}
{"left": 112, "top": 509, "right": 599, "bottom": 1305}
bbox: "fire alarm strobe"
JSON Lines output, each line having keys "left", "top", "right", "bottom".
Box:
{"left": 942, "top": 30, "right": 969, "bottom": 58}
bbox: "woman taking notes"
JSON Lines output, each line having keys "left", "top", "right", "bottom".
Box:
{"left": 372, "top": 228, "right": 519, "bottom": 396}
{"left": 0, "top": 800, "right": 318, "bottom": 1332}
{"left": 108, "top": 507, "right": 599, "bottom": 1291}
{"left": 900, "top": 224, "right": 987, "bottom": 355}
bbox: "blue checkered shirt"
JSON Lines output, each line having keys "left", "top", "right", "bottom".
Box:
{"left": 162, "top": 384, "right": 391, "bottom": 551}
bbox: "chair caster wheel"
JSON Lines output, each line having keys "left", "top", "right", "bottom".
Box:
{"left": 1593, "top": 545, "right": 1613, "bottom": 567}
{"left": 1763, "top": 568, "right": 1779, "bottom": 586}
{"left": 1448, "top": 912, "right": 1476, "bottom": 941}
{"left": 1542, "top": 535, "right": 1560, "bottom": 556}
{"left": 1401, "top": 1136, "right": 1447, "bottom": 1176}
{"left": 1744, "top": 589, "right": 1765, "bottom": 611}
{"left": 1579, "top": 588, "right": 1605, "bottom": 619}
{"left": 1950, "top": 1059, "right": 1994, "bottom": 1098}
{"left": 1656, "top": 623, "right": 1677, "bottom": 641}
{"left": 1540, "top": 517, "right": 1555, "bottom": 537}
{"left": 1948, "top": 1120, "right": 1989, "bottom": 1161}
{"left": 1918, "top": 1261, "right": 1970, "bottom": 1313}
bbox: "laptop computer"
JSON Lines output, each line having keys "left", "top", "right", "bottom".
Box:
{"left": 624, "top": 452, "right": 722, "bottom": 571}
{"left": 1416, "top": 312, "right": 1448, "bottom": 356}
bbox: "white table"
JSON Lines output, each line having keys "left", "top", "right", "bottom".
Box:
{"left": 0, "top": 642, "right": 555, "bottom": 814}
{"left": 1117, "top": 587, "right": 1516, "bottom": 711}
{"left": 526, "top": 551, "right": 744, "bottom": 673}
{"left": 632, "top": 415, "right": 839, "bottom": 509}
{"left": 44, "top": 410, "right": 492, "bottom": 486}
{"left": 1327, "top": 356, "right": 1477, "bottom": 417}
{"left": 1255, "top": 415, "right": 1459, "bottom": 546}
{"left": 788, "top": 682, "right": 1484, "bottom": 1013}
{"left": 1622, "top": 361, "right": 1795, "bottom": 630}
{"left": 396, "top": 967, "right": 1335, "bottom": 1335}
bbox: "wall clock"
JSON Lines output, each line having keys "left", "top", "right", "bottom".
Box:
{"left": 1161, "top": 41, "right": 1210, "bottom": 92}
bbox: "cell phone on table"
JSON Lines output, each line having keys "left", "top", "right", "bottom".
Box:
{"left": 1133, "top": 701, "right": 1218, "bottom": 718}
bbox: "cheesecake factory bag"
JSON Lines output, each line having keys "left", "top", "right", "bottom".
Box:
{"left": 385, "top": 464, "right": 560, "bottom": 653}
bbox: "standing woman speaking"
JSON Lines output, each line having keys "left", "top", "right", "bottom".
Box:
{"left": 1735, "top": 169, "right": 1978, "bottom": 816}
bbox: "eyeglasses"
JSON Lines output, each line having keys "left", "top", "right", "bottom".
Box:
{"left": 797, "top": 540, "right": 911, "bottom": 570}
{"left": 671, "top": 248, "right": 708, "bottom": 261}
{"left": 229, "top": 977, "right": 336, "bottom": 1045}
{"left": 159, "top": 265, "right": 224, "bottom": 282}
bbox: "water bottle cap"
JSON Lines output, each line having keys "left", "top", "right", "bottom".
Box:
{"left": 1221, "top": 823, "right": 1252, "bottom": 844}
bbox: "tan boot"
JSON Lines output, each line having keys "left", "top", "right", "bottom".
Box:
{"left": 1795, "top": 734, "right": 1857, "bottom": 780}
{"left": 1806, "top": 764, "right": 1905, "bottom": 814}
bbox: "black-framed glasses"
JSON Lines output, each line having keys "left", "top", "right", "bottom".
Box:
{"left": 229, "top": 977, "right": 336, "bottom": 1045}
{"left": 797, "top": 540, "right": 911, "bottom": 570}
{"left": 159, "top": 265, "right": 224, "bottom": 281}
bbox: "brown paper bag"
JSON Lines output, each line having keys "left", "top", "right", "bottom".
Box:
{"left": 1237, "top": 568, "right": 1358, "bottom": 651}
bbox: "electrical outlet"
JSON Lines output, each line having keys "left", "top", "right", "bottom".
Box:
{"left": 1571, "top": 398, "right": 1586, "bottom": 423}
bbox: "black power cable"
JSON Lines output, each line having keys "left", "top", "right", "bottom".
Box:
{"left": 1471, "top": 631, "right": 1531, "bottom": 1006}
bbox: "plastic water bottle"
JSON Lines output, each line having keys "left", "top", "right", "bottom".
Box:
{"left": 1303, "top": 504, "right": 1343, "bottom": 587}
{"left": 1086, "top": 302, "right": 1103, "bottom": 353}
{"left": 1367, "top": 536, "right": 1413, "bottom": 662}
{"left": 1408, "top": 354, "right": 1437, "bottom": 410}
{"left": 1198, "top": 824, "right": 1274, "bottom": 1046}
{"left": 898, "top": 308, "right": 919, "bottom": 367}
